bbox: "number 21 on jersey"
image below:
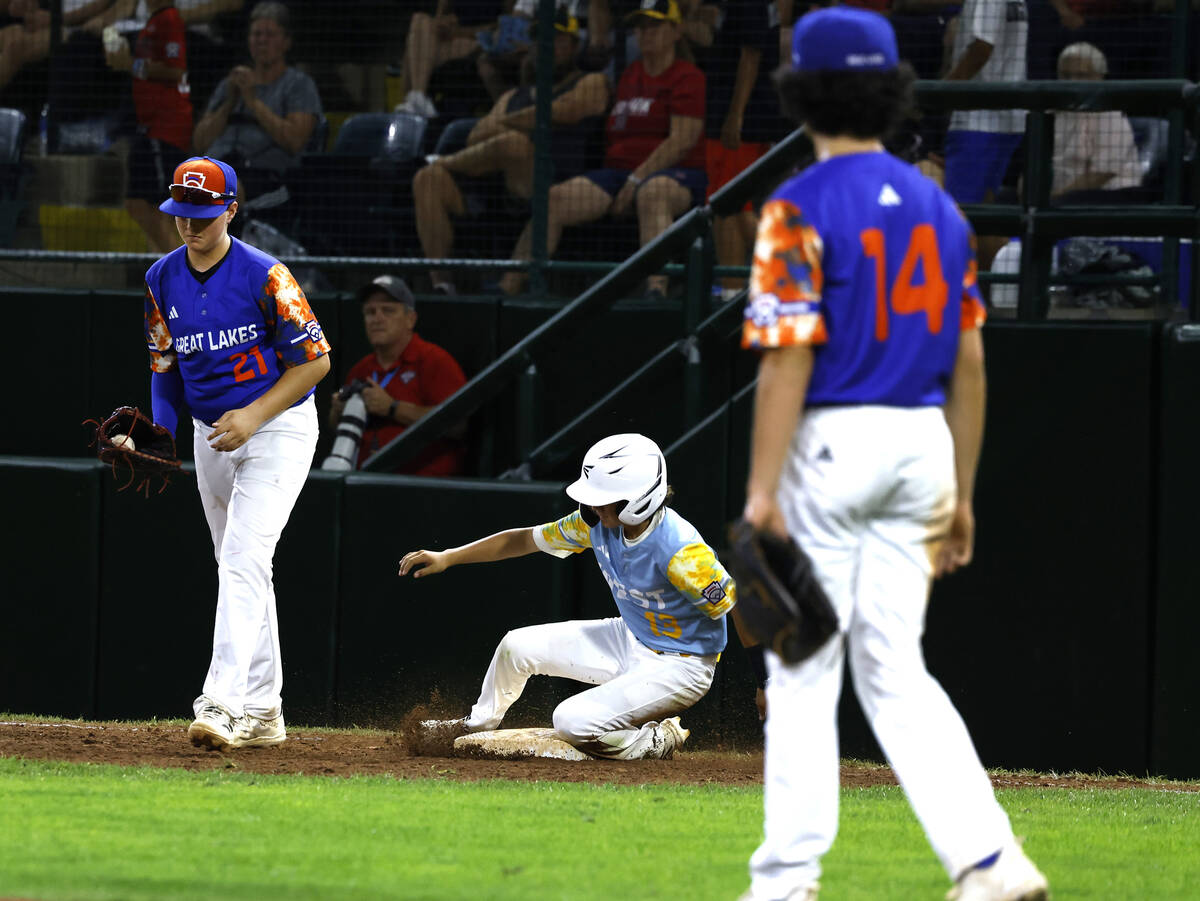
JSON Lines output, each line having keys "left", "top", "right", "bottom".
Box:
{"left": 230, "top": 345, "right": 268, "bottom": 383}
{"left": 860, "top": 223, "right": 948, "bottom": 341}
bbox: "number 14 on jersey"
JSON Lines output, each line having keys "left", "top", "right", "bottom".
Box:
{"left": 860, "top": 223, "right": 949, "bottom": 341}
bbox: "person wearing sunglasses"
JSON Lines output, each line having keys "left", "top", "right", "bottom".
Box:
{"left": 143, "top": 155, "right": 332, "bottom": 752}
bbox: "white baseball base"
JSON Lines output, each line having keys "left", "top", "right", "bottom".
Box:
{"left": 453, "top": 728, "right": 592, "bottom": 761}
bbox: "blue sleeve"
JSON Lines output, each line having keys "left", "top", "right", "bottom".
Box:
{"left": 151, "top": 369, "right": 186, "bottom": 437}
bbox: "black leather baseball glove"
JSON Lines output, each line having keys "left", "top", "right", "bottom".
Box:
{"left": 85, "top": 405, "right": 182, "bottom": 495}
{"left": 726, "top": 518, "right": 839, "bottom": 665}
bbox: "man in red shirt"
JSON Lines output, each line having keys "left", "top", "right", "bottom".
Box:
{"left": 105, "top": 0, "right": 193, "bottom": 254}
{"left": 330, "top": 275, "right": 468, "bottom": 475}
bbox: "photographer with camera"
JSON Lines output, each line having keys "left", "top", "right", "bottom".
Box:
{"left": 326, "top": 275, "right": 467, "bottom": 475}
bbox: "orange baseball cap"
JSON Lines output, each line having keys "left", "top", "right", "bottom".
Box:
{"left": 159, "top": 156, "right": 239, "bottom": 218}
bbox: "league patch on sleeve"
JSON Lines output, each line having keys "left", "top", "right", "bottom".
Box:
{"left": 702, "top": 581, "right": 727, "bottom": 604}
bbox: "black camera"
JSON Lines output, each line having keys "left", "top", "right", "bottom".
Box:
{"left": 336, "top": 379, "right": 371, "bottom": 402}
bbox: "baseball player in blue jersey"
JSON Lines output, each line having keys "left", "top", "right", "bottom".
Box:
{"left": 144, "top": 156, "right": 331, "bottom": 752}
{"left": 739, "top": 10, "right": 1048, "bottom": 901}
{"left": 398, "top": 434, "right": 737, "bottom": 759}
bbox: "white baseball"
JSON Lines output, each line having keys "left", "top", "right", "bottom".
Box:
{"left": 111, "top": 433, "right": 136, "bottom": 451}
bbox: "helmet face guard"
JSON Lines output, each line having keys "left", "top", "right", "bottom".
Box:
{"left": 567, "top": 434, "right": 668, "bottom": 526}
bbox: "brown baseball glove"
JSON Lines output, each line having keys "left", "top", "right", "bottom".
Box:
{"left": 84, "top": 405, "right": 182, "bottom": 495}
{"left": 726, "top": 518, "right": 839, "bottom": 665}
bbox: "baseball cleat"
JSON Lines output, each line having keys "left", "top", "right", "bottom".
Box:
{"left": 419, "top": 718, "right": 471, "bottom": 737}
{"left": 946, "top": 841, "right": 1049, "bottom": 901}
{"left": 188, "top": 698, "right": 239, "bottom": 752}
{"left": 233, "top": 712, "right": 286, "bottom": 748}
{"left": 658, "top": 716, "right": 690, "bottom": 759}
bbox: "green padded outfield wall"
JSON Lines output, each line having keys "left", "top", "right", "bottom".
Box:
{"left": 2, "top": 318, "right": 1197, "bottom": 776}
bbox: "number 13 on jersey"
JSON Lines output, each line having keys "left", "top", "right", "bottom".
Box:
{"left": 861, "top": 223, "right": 948, "bottom": 341}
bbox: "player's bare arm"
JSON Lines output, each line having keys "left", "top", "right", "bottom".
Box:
{"left": 399, "top": 527, "right": 539, "bottom": 578}
{"left": 744, "top": 345, "right": 814, "bottom": 537}
{"left": 937, "top": 326, "right": 986, "bottom": 577}
{"left": 208, "top": 354, "right": 330, "bottom": 452}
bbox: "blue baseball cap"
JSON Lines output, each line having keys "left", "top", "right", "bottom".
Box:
{"left": 791, "top": 7, "right": 899, "bottom": 73}
{"left": 159, "top": 156, "right": 239, "bottom": 218}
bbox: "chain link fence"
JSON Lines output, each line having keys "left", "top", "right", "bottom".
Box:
{"left": 0, "top": 0, "right": 1195, "bottom": 308}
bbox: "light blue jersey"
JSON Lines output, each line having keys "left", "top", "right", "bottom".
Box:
{"left": 533, "top": 507, "right": 736, "bottom": 656}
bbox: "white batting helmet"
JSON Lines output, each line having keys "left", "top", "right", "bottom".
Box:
{"left": 566, "top": 433, "right": 669, "bottom": 526}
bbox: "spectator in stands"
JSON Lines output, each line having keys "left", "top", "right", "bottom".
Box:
{"left": 330, "top": 275, "right": 469, "bottom": 476}
{"left": 703, "top": 0, "right": 790, "bottom": 302}
{"left": 412, "top": 6, "right": 609, "bottom": 295}
{"left": 0, "top": 0, "right": 116, "bottom": 91}
{"left": 942, "top": 0, "right": 1027, "bottom": 204}
{"left": 104, "top": 0, "right": 191, "bottom": 253}
{"left": 1051, "top": 42, "right": 1141, "bottom": 200}
{"left": 499, "top": 0, "right": 705, "bottom": 299}
{"left": 394, "top": 0, "right": 503, "bottom": 119}
{"left": 192, "top": 1, "right": 320, "bottom": 228}
{"left": 30, "top": 2, "right": 240, "bottom": 142}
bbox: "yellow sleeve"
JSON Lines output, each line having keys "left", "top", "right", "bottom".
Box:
{"left": 532, "top": 510, "right": 593, "bottom": 559}
{"left": 667, "top": 542, "right": 737, "bottom": 619}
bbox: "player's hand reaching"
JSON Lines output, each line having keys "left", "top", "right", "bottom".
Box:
{"left": 399, "top": 549, "right": 451, "bottom": 579}
{"left": 934, "top": 500, "right": 975, "bottom": 578}
{"left": 208, "top": 407, "right": 262, "bottom": 452}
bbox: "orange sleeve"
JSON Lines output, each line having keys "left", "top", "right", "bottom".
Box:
{"left": 742, "top": 199, "right": 829, "bottom": 349}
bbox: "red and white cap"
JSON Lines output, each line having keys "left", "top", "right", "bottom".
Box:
{"left": 159, "top": 156, "right": 239, "bottom": 218}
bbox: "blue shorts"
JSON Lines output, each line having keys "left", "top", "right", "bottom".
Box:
{"left": 583, "top": 167, "right": 708, "bottom": 208}
{"left": 943, "top": 131, "right": 1023, "bottom": 204}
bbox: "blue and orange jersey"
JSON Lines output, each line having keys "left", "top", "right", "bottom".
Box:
{"left": 533, "top": 507, "right": 736, "bottom": 656}
{"left": 144, "top": 238, "right": 330, "bottom": 424}
{"left": 743, "top": 151, "right": 986, "bottom": 407}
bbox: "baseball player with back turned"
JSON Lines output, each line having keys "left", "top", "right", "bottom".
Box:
{"left": 399, "top": 434, "right": 737, "bottom": 759}
{"left": 144, "top": 156, "right": 331, "bottom": 751}
{"left": 739, "top": 9, "right": 1048, "bottom": 901}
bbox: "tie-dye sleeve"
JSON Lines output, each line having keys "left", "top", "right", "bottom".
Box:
{"left": 742, "top": 199, "right": 829, "bottom": 350}
{"left": 531, "top": 510, "right": 593, "bottom": 559}
{"left": 667, "top": 542, "right": 737, "bottom": 619}
{"left": 961, "top": 228, "right": 987, "bottom": 331}
{"left": 144, "top": 282, "right": 177, "bottom": 373}
{"left": 264, "top": 263, "right": 331, "bottom": 367}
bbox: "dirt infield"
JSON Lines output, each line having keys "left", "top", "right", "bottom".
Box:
{"left": 2, "top": 719, "right": 1196, "bottom": 791}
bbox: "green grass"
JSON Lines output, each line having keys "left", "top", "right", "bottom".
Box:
{"left": 1, "top": 757, "right": 1197, "bottom": 900}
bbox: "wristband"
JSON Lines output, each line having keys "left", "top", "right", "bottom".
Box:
{"left": 747, "top": 644, "right": 768, "bottom": 689}
{"left": 132, "top": 58, "right": 148, "bottom": 80}
{"left": 626, "top": 174, "right": 643, "bottom": 187}
{"left": 388, "top": 400, "right": 399, "bottom": 421}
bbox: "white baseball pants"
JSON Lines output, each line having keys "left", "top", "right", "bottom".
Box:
{"left": 748, "top": 406, "right": 1015, "bottom": 900}
{"left": 191, "top": 396, "right": 318, "bottom": 720}
{"left": 465, "top": 617, "right": 717, "bottom": 758}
